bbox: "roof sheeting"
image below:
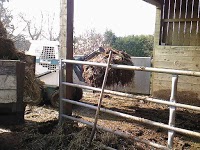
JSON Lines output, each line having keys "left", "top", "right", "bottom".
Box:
{"left": 143, "top": 0, "right": 161, "bottom": 7}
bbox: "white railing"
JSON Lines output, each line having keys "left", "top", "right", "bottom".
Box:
{"left": 59, "top": 58, "right": 200, "bottom": 150}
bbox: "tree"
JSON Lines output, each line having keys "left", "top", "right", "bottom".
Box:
{"left": 0, "top": 19, "right": 7, "bottom": 38}
{"left": 103, "top": 29, "right": 116, "bottom": 47}
{"left": 19, "top": 12, "right": 44, "bottom": 40}
{"left": 111, "top": 35, "right": 154, "bottom": 57}
{"left": 0, "top": 0, "right": 14, "bottom": 38}
{"left": 45, "top": 13, "right": 59, "bottom": 41}
{"left": 74, "top": 29, "right": 104, "bottom": 55}
{"left": 0, "top": 0, "right": 30, "bottom": 51}
{"left": 12, "top": 34, "right": 31, "bottom": 51}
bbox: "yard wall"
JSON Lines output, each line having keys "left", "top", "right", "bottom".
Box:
{"left": 152, "top": 8, "right": 200, "bottom": 106}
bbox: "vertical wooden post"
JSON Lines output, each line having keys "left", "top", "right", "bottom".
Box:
{"left": 64, "top": 0, "right": 74, "bottom": 116}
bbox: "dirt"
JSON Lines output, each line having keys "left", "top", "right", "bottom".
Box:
{"left": 0, "top": 90, "right": 200, "bottom": 150}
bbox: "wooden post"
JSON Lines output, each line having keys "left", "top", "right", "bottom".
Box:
{"left": 64, "top": 0, "right": 74, "bottom": 116}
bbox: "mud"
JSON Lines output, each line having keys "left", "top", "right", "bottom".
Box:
{"left": 154, "top": 89, "right": 200, "bottom": 106}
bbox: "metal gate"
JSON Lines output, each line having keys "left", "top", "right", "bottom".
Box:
{"left": 59, "top": 57, "right": 200, "bottom": 149}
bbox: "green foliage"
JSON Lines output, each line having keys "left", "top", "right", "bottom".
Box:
{"left": 111, "top": 35, "right": 154, "bottom": 57}
{"left": 103, "top": 29, "right": 116, "bottom": 46}
{"left": 103, "top": 29, "right": 154, "bottom": 57}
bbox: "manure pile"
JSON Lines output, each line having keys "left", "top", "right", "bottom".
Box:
{"left": 0, "top": 21, "right": 43, "bottom": 104}
{"left": 82, "top": 48, "right": 134, "bottom": 87}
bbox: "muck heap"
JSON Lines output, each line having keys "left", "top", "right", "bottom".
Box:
{"left": 82, "top": 48, "right": 134, "bottom": 87}
{"left": 0, "top": 21, "right": 43, "bottom": 105}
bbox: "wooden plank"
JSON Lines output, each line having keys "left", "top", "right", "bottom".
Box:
{"left": 189, "top": 0, "right": 198, "bottom": 46}
{"left": 172, "top": 0, "right": 180, "bottom": 45}
{"left": 183, "top": 0, "right": 192, "bottom": 46}
{"left": 161, "top": 0, "right": 169, "bottom": 45}
{"left": 154, "top": 46, "right": 200, "bottom": 57}
{"left": 0, "top": 75, "right": 16, "bottom": 90}
{"left": 180, "top": 0, "right": 186, "bottom": 46}
{"left": 155, "top": 45, "right": 200, "bottom": 50}
{"left": 0, "top": 90, "right": 17, "bottom": 103}
{"left": 197, "top": 26, "right": 200, "bottom": 46}
{"left": 154, "top": 60, "right": 200, "bottom": 70}
{"left": 0, "top": 61, "right": 17, "bottom": 75}
{"left": 154, "top": 55, "right": 200, "bottom": 63}
{"left": 153, "top": 80, "right": 200, "bottom": 91}
{"left": 154, "top": 50, "right": 200, "bottom": 57}
{"left": 166, "top": 1, "right": 174, "bottom": 45}
{"left": 65, "top": 0, "right": 74, "bottom": 116}
{"left": 153, "top": 73, "right": 200, "bottom": 85}
{"left": 16, "top": 62, "right": 25, "bottom": 112}
{"left": 155, "top": 8, "right": 162, "bottom": 45}
{"left": 163, "top": 18, "right": 200, "bottom": 22}
{"left": 178, "top": 22, "right": 185, "bottom": 46}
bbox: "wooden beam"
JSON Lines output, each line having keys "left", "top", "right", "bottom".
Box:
{"left": 65, "top": 0, "right": 74, "bottom": 116}
{"left": 142, "top": 0, "right": 161, "bottom": 8}
{"left": 163, "top": 18, "right": 200, "bottom": 23}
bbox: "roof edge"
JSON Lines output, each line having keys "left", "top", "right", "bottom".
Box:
{"left": 143, "top": 0, "right": 161, "bottom": 8}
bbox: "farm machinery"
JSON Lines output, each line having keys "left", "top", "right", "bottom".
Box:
{"left": 26, "top": 40, "right": 103, "bottom": 107}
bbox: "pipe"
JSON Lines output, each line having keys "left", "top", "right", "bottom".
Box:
{"left": 168, "top": 75, "right": 178, "bottom": 148}
{"left": 62, "top": 59, "right": 200, "bottom": 77}
{"left": 62, "top": 98, "right": 200, "bottom": 138}
{"left": 62, "top": 82, "right": 200, "bottom": 112}
{"left": 89, "top": 51, "right": 113, "bottom": 146}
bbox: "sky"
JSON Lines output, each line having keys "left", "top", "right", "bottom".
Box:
{"left": 7, "top": 0, "right": 156, "bottom": 37}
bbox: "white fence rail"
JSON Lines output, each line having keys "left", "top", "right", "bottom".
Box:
{"left": 59, "top": 59, "right": 200, "bottom": 150}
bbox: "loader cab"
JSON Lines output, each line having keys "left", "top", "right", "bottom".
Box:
{"left": 26, "top": 40, "right": 83, "bottom": 107}
{"left": 26, "top": 40, "right": 60, "bottom": 76}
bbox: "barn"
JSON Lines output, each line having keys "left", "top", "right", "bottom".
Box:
{"left": 142, "top": 0, "right": 200, "bottom": 106}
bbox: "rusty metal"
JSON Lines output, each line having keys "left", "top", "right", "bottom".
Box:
{"left": 88, "top": 51, "right": 113, "bottom": 147}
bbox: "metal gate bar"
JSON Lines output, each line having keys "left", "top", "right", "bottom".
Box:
{"left": 62, "top": 98, "right": 200, "bottom": 138}
{"left": 62, "top": 59, "right": 200, "bottom": 76}
{"left": 62, "top": 114, "right": 169, "bottom": 150}
{"left": 89, "top": 51, "right": 113, "bottom": 146}
{"left": 62, "top": 82, "right": 200, "bottom": 111}
{"left": 60, "top": 59, "right": 200, "bottom": 149}
{"left": 168, "top": 75, "right": 178, "bottom": 148}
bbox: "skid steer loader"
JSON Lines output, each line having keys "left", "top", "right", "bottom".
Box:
{"left": 26, "top": 40, "right": 103, "bottom": 107}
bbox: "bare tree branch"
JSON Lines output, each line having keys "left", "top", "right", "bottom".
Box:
{"left": 19, "top": 12, "right": 43, "bottom": 40}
